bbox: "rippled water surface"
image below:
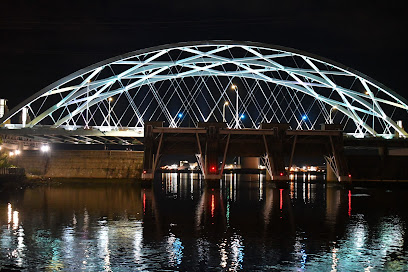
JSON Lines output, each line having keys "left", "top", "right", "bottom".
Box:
{"left": 1, "top": 174, "right": 408, "bottom": 271}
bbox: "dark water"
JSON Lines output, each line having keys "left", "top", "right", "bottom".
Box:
{"left": 1, "top": 173, "right": 408, "bottom": 271}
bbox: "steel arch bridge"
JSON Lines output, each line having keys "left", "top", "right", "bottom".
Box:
{"left": 1, "top": 40, "right": 407, "bottom": 139}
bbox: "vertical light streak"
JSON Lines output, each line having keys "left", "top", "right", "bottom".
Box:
{"left": 12, "top": 211, "right": 19, "bottom": 230}
{"left": 259, "top": 174, "right": 263, "bottom": 201}
{"left": 348, "top": 190, "right": 352, "bottom": 217}
{"left": 226, "top": 201, "right": 230, "bottom": 226}
{"left": 230, "top": 173, "right": 233, "bottom": 201}
{"left": 230, "top": 235, "right": 244, "bottom": 270}
{"left": 233, "top": 173, "right": 237, "bottom": 201}
{"left": 98, "top": 225, "right": 111, "bottom": 272}
{"left": 134, "top": 221, "right": 143, "bottom": 265}
{"left": 190, "top": 173, "right": 194, "bottom": 199}
{"left": 167, "top": 233, "right": 184, "bottom": 265}
{"left": 83, "top": 209, "right": 89, "bottom": 233}
{"left": 8, "top": 203, "right": 12, "bottom": 224}
{"left": 219, "top": 239, "right": 228, "bottom": 268}
{"left": 290, "top": 181, "right": 295, "bottom": 199}
{"left": 331, "top": 246, "right": 338, "bottom": 272}
{"left": 143, "top": 191, "right": 146, "bottom": 214}
{"left": 280, "top": 189, "right": 283, "bottom": 210}
{"left": 303, "top": 179, "right": 306, "bottom": 203}
{"left": 211, "top": 195, "right": 215, "bottom": 218}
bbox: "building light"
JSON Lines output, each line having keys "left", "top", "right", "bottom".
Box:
{"left": 41, "top": 145, "right": 50, "bottom": 152}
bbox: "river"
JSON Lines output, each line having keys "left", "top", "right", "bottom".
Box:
{"left": 1, "top": 173, "right": 407, "bottom": 271}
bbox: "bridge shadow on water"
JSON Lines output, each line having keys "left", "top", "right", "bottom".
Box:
{"left": 0, "top": 174, "right": 408, "bottom": 270}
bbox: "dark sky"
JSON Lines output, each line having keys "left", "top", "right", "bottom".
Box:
{"left": 1, "top": 0, "right": 407, "bottom": 109}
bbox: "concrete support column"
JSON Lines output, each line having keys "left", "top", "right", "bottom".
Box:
{"left": 261, "top": 124, "right": 289, "bottom": 181}
{"left": 197, "top": 122, "right": 227, "bottom": 183}
{"left": 204, "top": 125, "right": 220, "bottom": 180}
{"left": 326, "top": 163, "right": 337, "bottom": 182}
{"left": 266, "top": 170, "right": 272, "bottom": 181}
{"left": 329, "top": 134, "right": 351, "bottom": 182}
{"left": 142, "top": 121, "right": 163, "bottom": 180}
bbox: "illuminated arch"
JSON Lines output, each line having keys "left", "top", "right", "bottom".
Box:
{"left": 1, "top": 40, "right": 407, "bottom": 138}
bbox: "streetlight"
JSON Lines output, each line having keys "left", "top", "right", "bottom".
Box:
{"left": 108, "top": 97, "right": 113, "bottom": 128}
{"left": 41, "top": 145, "right": 50, "bottom": 153}
{"left": 329, "top": 106, "right": 337, "bottom": 124}
{"left": 231, "top": 84, "right": 239, "bottom": 129}
{"left": 222, "top": 101, "right": 229, "bottom": 122}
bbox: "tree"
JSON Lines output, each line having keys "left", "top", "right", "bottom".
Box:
{"left": 0, "top": 136, "right": 12, "bottom": 168}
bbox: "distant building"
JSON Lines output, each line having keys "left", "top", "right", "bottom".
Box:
{"left": 0, "top": 99, "right": 8, "bottom": 119}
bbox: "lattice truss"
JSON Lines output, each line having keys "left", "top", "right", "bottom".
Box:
{"left": 2, "top": 41, "right": 408, "bottom": 138}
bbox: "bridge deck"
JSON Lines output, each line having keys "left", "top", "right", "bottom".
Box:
{"left": 1, "top": 126, "right": 407, "bottom": 150}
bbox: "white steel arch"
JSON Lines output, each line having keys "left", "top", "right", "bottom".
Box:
{"left": 1, "top": 40, "right": 407, "bottom": 138}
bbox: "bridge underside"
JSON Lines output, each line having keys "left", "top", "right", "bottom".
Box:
{"left": 141, "top": 122, "right": 352, "bottom": 181}
{"left": 2, "top": 122, "right": 408, "bottom": 182}
{"left": 0, "top": 126, "right": 143, "bottom": 150}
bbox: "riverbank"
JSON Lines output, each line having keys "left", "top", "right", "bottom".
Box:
{"left": 9, "top": 150, "right": 143, "bottom": 179}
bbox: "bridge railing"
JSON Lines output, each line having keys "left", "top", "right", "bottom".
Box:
{"left": 0, "top": 167, "right": 25, "bottom": 176}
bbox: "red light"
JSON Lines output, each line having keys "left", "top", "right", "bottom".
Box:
{"left": 280, "top": 172, "right": 283, "bottom": 176}
{"left": 143, "top": 170, "right": 146, "bottom": 174}
{"left": 211, "top": 166, "right": 216, "bottom": 172}
{"left": 348, "top": 174, "right": 351, "bottom": 178}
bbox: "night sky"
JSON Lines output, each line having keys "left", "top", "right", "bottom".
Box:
{"left": 1, "top": 1, "right": 407, "bottom": 109}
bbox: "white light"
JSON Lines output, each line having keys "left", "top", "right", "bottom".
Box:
{"left": 9, "top": 151, "right": 14, "bottom": 156}
{"left": 8, "top": 203, "right": 12, "bottom": 224}
{"left": 41, "top": 145, "right": 50, "bottom": 152}
{"left": 15, "top": 150, "right": 21, "bottom": 155}
{"left": 13, "top": 211, "right": 19, "bottom": 230}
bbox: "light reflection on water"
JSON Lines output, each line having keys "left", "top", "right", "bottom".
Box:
{"left": 0, "top": 174, "right": 408, "bottom": 271}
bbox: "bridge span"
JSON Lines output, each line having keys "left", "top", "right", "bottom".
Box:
{"left": 1, "top": 41, "right": 408, "bottom": 182}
